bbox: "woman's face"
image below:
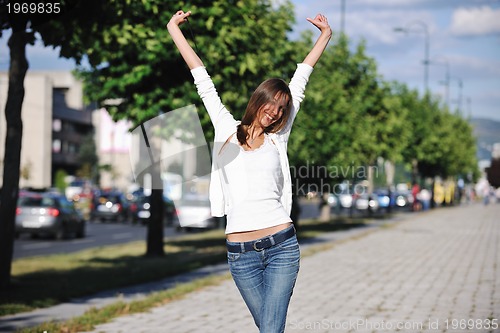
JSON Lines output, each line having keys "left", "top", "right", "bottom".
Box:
{"left": 255, "top": 99, "right": 287, "bottom": 130}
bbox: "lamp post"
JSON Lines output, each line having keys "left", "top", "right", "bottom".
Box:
{"left": 429, "top": 56, "right": 450, "bottom": 108}
{"left": 466, "top": 97, "right": 472, "bottom": 119}
{"left": 340, "top": 0, "right": 346, "bottom": 34}
{"left": 394, "top": 20, "right": 430, "bottom": 92}
{"left": 450, "top": 77, "right": 464, "bottom": 114}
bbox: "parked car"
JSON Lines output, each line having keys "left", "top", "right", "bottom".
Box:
{"left": 327, "top": 193, "right": 338, "bottom": 207}
{"left": 129, "top": 194, "right": 151, "bottom": 225}
{"left": 15, "top": 192, "right": 85, "bottom": 239}
{"left": 91, "top": 190, "right": 129, "bottom": 222}
{"left": 353, "top": 193, "right": 379, "bottom": 214}
{"left": 395, "top": 190, "right": 413, "bottom": 209}
{"left": 65, "top": 179, "right": 89, "bottom": 201}
{"left": 173, "top": 194, "right": 221, "bottom": 231}
{"left": 338, "top": 192, "right": 353, "bottom": 209}
{"left": 129, "top": 193, "right": 176, "bottom": 225}
{"left": 374, "top": 189, "right": 394, "bottom": 211}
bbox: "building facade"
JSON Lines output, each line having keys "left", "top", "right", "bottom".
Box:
{"left": 0, "top": 71, "right": 202, "bottom": 194}
{"left": 0, "top": 71, "right": 107, "bottom": 189}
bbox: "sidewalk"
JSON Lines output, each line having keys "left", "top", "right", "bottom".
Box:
{"left": 81, "top": 202, "right": 499, "bottom": 333}
{"left": 2, "top": 203, "right": 499, "bottom": 332}
{"left": 0, "top": 209, "right": 391, "bottom": 333}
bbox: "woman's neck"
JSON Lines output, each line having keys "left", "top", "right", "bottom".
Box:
{"left": 247, "top": 125, "right": 264, "bottom": 144}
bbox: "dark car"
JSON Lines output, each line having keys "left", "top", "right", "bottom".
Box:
{"left": 91, "top": 191, "right": 129, "bottom": 222}
{"left": 129, "top": 193, "right": 176, "bottom": 225}
{"left": 374, "top": 189, "right": 395, "bottom": 212}
{"left": 15, "top": 192, "right": 85, "bottom": 239}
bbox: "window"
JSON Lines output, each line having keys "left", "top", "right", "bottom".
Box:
{"left": 52, "top": 139, "right": 61, "bottom": 153}
{"left": 53, "top": 119, "right": 62, "bottom": 132}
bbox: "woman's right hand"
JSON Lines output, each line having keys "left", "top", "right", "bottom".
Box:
{"left": 168, "top": 10, "right": 191, "bottom": 28}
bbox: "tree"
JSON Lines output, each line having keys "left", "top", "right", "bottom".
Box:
{"left": 288, "top": 34, "right": 408, "bottom": 194}
{"left": 72, "top": 0, "right": 300, "bottom": 256}
{"left": 76, "top": 132, "right": 99, "bottom": 184}
{"left": 487, "top": 158, "right": 500, "bottom": 188}
{"left": 0, "top": 0, "right": 105, "bottom": 288}
{"left": 396, "top": 82, "right": 478, "bottom": 182}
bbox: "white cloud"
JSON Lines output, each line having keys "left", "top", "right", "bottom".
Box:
{"left": 450, "top": 6, "right": 500, "bottom": 36}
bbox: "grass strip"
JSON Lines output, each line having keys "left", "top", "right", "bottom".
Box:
{"left": 11, "top": 216, "right": 379, "bottom": 333}
{"left": 1, "top": 229, "right": 228, "bottom": 316}
{"left": 15, "top": 273, "right": 232, "bottom": 333}
{"left": 2, "top": 215, "right": 375, "bottom": 318}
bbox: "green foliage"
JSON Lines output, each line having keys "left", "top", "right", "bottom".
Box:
{"left": 42, "top": 0, "right": 477, "bottom": 185}
{"left": 289, "top": 35, "right": 409, "bottom": 187}
{"left": 59, "top": 0, "right": 299, "bottom": 144}
{"left": 76, "top": 133, "right": 99, "bottom": 182}
{"left": 397, "top": 87, "right": 479, "bottom": 180}
{"left": 54, "top": 169, "right": 68, "bottom": 193}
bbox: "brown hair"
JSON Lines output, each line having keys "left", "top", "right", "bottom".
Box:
{"left": 236, "top": 78, "right": 292, "bottom": 146}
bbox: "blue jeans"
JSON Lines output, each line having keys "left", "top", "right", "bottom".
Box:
{"left": 227, "top": 227, "right": 300, "bottom": 333}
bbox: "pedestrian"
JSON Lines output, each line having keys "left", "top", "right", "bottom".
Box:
{"left": 411, "top": 182, "right": 421, "bottom": 211}
{"left": 419, "top": 187, "right": 431, "bottom": 211}
{"left": 167, "top": 10, "right": 331, "bottom": 332}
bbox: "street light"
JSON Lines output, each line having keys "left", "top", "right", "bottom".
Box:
{"left": 429, "top": 56, "right": 450, "bottom": 108}
{"left": 340, "top": 0, "right": 346, "bottom": 34}
{"left": 450, "top": 77, "right": 464, "bottom": 114}
{"left": 394, "top": 20, "right": 430, "bottom": 92}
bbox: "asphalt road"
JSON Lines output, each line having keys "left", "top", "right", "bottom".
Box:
{"left": 12, "top": 222, "right": 184, "bottom": 260}
{"left": 12, "top": 200, "right": 371, "bottom": 260}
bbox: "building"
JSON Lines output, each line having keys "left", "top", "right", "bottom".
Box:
{"left": 0, "top": 71, "right": 208, "bottom": 195}
{"left": 0, "top": 71, "right": 95, "bottom": 189}
{"left": 93, "top": 107, "right": 133, "bottom": 191}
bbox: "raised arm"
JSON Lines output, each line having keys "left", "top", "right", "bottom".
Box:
{"left": 280, "top": 14, "right": 331, "bottom": 139}
{"left": 167, "top": 10, "right": 203, "bottom": 69}
{"left": 302, "top": 14, "right": 332, "bottom": 68}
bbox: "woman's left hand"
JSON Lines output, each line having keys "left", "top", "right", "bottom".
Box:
{"left": 306, "top": 14, "right": 332, "bottom": 36}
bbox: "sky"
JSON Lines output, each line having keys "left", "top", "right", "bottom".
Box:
{"left": 0, "top": 0, "right": 499, "bottom": 121}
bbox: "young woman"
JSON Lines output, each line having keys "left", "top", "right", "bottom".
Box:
{"left": 168, "top": 10, "right": 331, "bottom": 332}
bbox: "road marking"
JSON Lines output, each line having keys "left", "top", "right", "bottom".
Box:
{"left": 112, "top": 232, "right": 133, "bottom": 240}
{"left": 71, "top": 238, "right": 95, "bottom": 244}
{"left": 22, "top": 243, "right": 51, "bottom": 250}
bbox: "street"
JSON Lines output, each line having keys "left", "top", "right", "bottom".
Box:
{"left": 13, "top": 222, "right": 182, "bottom": 260}
{"left": 12, "top": 199, "right": 324, "bottom": 260}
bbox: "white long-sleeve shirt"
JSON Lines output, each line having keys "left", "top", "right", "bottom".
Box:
{"left": 191, "top": 63, "right": 313, "bottom": 233}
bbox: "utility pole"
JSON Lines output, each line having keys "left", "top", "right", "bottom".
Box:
{"left": 394, "top": 21, "right": 430, "bottom": 92}
{"left": 430, "top": 56, "right": 450, "bottom": 108}
{"left": 340, "top": 0, "right": 346, "bottom": 34}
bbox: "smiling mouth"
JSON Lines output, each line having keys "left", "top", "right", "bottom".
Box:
{"left": 265, "top": 113, "right": 275, "bottom": 122}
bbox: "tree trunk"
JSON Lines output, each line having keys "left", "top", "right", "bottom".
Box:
{"left": 146, "top": 187, "right": 165, "bottom": 257}
{"left": 0, "top": 29, "right": 29, "bottom": 289}
{"left": 145, "top": 143, "right": 164, "bottom": 257}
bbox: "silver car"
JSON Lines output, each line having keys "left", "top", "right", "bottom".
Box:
{"left": 174, "top": 194, "right": 220, "bottom": 231}
{"left": 16, "top": 192, "right": 85, "bottom": 239}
